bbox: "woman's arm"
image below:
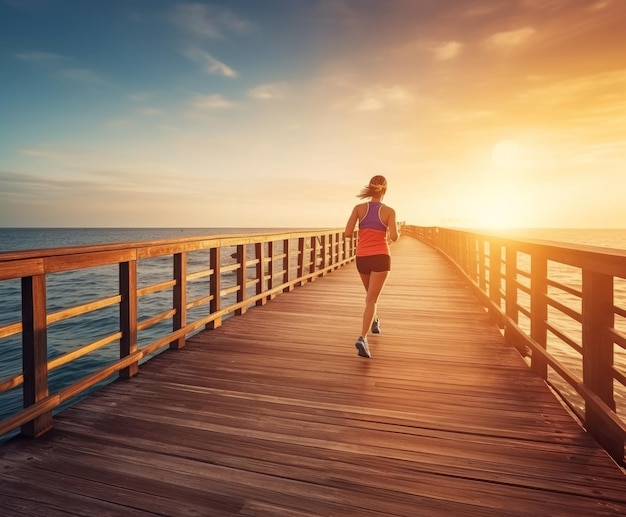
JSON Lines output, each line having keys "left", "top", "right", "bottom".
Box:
{"left": 387, "top": 208, "right": 399, "bottom": 242}
{"left": 344, "top": 205, "right": 359, "bottom": 236}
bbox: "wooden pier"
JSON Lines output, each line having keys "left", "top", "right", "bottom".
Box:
{"left": 1, "top": 236, "right": 626, "bottom": 516}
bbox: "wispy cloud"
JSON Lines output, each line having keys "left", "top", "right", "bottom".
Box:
{"left": 521, "top": 69, "right": 626, "bottom": 106}
{"left": 183, "top": 47, "right": 237, "bottom": 77}
{"left": 170, "top": 3, "right": 251, "bottom": 39}
{"left": 465, "top": 4, "right": 505, "bottom": 17}
{"left": 0, "top": 166, "right": 186, "bottom": 203}
{"left": 191, "top": 94, "right": 236, "bottom": 110}
{"left": 14, "top": 50, "right": 110, "bottom": 86}
{"left": 0, "top": 169, "right": 98, "bottom": 202}
{"left": 60, "top": 67, "right": 110, "bottom": 85}
{"left": 484, "top": 27, "right": 536, "bottom": 50}
{"left": 590, "top": 0, "right": 611, "bottom": 9}
{"left": 248, "top": 83, "right": 289, "bottom": 100}
{"left": 14, "top": 51, "right": 64, "bottom": 62}
{"left": 128, "top": 92, "right": 155, "bottom": 102}
{"left": 355, "top": 85, "right": 414, "bottom": 112}
{"left": 431, "top": 41, "right": 462, "bottom": 60}
{"left": 520, "top": 0, "right": 570, "bottom": 10}
{"left": 138, "top": 107, "right": 163, "bottom": 116}
{"left": 18, "top": 148, "right": 68, "bottom": 160}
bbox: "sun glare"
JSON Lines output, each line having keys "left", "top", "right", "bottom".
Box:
{"left": 491, "top": 139, "right": 521, "bottom": 170}
{"left": 474, "top": 197, "right": 519, "bottom": 229}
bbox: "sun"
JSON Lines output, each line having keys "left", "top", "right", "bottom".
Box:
{"left": 491, "top": 139, "right": 521, "bottom": 170}
{"left": 474, "top": 198, "right": 518, "bottom": 228}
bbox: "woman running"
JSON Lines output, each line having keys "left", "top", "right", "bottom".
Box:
{"left": 344, "top": 175, "right": 399, "bottom": 358}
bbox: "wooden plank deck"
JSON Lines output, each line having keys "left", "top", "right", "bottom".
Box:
{"left": 1, "top": 236, "right": 626, "bottom": 516}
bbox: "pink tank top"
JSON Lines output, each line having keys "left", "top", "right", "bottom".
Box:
{"left": 357, "top": 202, "right": 389, "bottom": 257}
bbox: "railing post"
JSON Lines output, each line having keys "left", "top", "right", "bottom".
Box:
{"left": 456, "top": 234, "right": 468, "bottom": 274}
{"left": 268, "top": 241, "right": 276, "bottom": 296}
{"left": 582, "top": 270, "right": 621, "bottom": 458}
{"left": 338, "top": 232, "right": 344, "bottom": 263}
{"left": 283, "top": 238, "right": 292, "bottom": 292}
{"left": 478, "top": 239, "right": 487, "bottom": 291}
{"left": 171, "top": 252, "right": 187, "bottom": 349}
{"left": 489, "top": 241, "right": 501, "bottom": 317}
{"left": 345, "top": 232, "right": 353, "bottom": 261}
{"left": 460, "top": 234, "right": 469, "bottom": 275}
{"left": 320, "top": 234, "right": 328, "bottom": 275}
{"left": 468, "top": 236, "right": 478, "bottom": 283}
{"left": 297, "top": 237, "right": 306, "bottom": 286}
{"left": 505, "top": 247, "right": 518, "bottom": 323}
{"left": 530, "top": 254, "right": 548, "bottom": 379}
{"left": 235, "top": 244, "right": 247, "bottom": 315}
{"left": 504, "top": 246, "right": 529, "bottom": 357}
{"left": 256, "top": 242, "right": 266, "bottom": 306}
{"left": 21, "top": 274, "right": 52, "bottom": 437}
{"left": 208, "top": 247, "right": 222, "bottom": 329}
{"left": 119, "top": 260, "right": 138, "bottom": 378}
{"left": 310, "top": 236, "right": 318, "bottom": 281}
{"left": 310, "top": 236, "right": 320, "bottom": 282}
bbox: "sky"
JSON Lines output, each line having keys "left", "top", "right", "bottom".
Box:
{"left": 1, "top": 0, "right": 625, "bottom": 229}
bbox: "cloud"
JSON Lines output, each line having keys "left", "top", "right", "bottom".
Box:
{"left": 519, "top": 69, "right": 626, "bottom": 124}
{"left": 138, "top": 107, "right": 163, "bottom": 116}
{"left": 170, "top": 3, "right": 251, "bottom": 39}
{"left": 519, "top": 0, "right": 570, "bottom": 10}
{"left": 128, "top": 92, "right": 154, "bottom": 102}
{"left": 192, "top": 94, "right": 236, "bottom": 110}
{"left": 60, "top": 67, "right": 110, "bottom": 85}
{"left": 18, "top": 148, "right": 68, "bottom": 160}
{"left": 183, "top": 47, "right": 237, "bottom": 77}
{"left": 484, "top": 27, "right": 536, "bottom": 50}
{"left": 431, "top": 40, "right": 462, "bottom": 60}
{"left": 248, "top": 83, "right": 289, "bottom": 100}
{"left": 355, "top": 85, "right": 414, "bottom": 112}
{"left": 14, "top": 51, "right": 64, "bottom": 62}
{"left": 522, "top": 69, "right": 626, "bottom": 102}
{"left": 13, "top": 51, "right": 110, "bottom": 86}
{"left": 465, "top": 4, "right": 505, "bottom": 17}
{"left": 590, "top": 0, "right": 611, "bottom": 9}
{"left": 0, "top": 169, "right": 87, "bottom": 199}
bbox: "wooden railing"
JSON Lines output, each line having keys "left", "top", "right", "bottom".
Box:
{"left": 403, "top": 225, "right": 626, "bottom": 465}
{"left": 0, "top": 229, "right": 355, "bottom": 441}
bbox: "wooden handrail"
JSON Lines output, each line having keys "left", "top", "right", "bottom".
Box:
{"left": 0, "top": 228, "right": 356, "bottom": 441}
{"left": 404, "top": 225, "right": 626, "bottom": 465}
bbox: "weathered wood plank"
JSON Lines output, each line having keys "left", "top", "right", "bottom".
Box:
{"left": 1, "top": 237, "right": 625, "bottom": 516}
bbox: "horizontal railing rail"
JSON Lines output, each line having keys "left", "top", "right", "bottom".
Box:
{"left": 0, "top": 228, "right": 356, "bottom": 441}
{"left": 403, "top": 225, "right": 626, "bottom": 465}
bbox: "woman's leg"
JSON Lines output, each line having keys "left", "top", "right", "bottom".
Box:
{"left": 361, "top": 270, "right": 389, "bottom": 338}
{"left": 359, "top": 272, "right": 370, "bottom": 292}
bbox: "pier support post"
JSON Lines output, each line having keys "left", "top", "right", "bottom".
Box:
{"left": 235, "top": 244, "right": 247, "bottom": 315}
{"left": 21, "top": 274, "right": 53, "bottom": 437}
{"left": 530, "top": 255, "right": 548, "bottom": 379}
{"left": 172, "top": 252, "right": 187, "bottom": 349}
{"left": 120, "top": 260, "right": 138, "bottom": 378}
{"left": 208, "top": 247, "right": 222, "bottom": 329}
{"left": 582, "top": 270, "right": 621, "bottom": 459}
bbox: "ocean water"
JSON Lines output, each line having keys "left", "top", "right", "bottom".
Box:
{"left": 500, "top": 227, "right": 626, "bottom": 250}
{"left": 0, "top": 227, "right": 295, "bottom": 441}
{"left": 0, "top": 227, "right": 288, "bottom": 253}
{"left": 1, "top": 227, "right": 625, "bottom": 439}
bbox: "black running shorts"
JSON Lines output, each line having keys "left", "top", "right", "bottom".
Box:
{"left": 356, "top": 254, "right": 391, "bottom": 274}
